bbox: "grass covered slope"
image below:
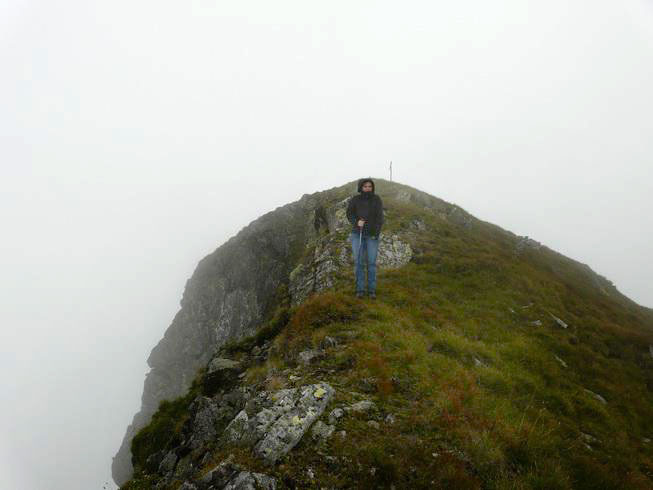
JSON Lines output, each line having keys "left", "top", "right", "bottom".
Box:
{"left": 125, "top": 189, "right": 653, "bottom": 489}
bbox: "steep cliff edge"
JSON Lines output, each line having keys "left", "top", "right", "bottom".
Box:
{"left": 113, "top": 179, "right": 653, "bottom": 489}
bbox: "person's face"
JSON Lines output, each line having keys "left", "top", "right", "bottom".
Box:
{"left": 362, "top": 182, "right": 373, "bottom": 192}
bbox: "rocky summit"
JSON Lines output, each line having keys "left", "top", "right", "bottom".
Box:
{"left": 113, "top": 178, "right": 653, "bottom": 489}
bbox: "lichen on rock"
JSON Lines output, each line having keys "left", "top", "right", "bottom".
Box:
{"left": 219, "top": 382, "right": 336, "bottom": 465}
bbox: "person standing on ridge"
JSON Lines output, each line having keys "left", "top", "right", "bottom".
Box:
{"left": 346, "top": 177, "right": 384, "bottom": 299}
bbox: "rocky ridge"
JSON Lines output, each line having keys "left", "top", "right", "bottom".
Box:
{"left": 113, "top": 178, "right": 645, "bottom": 488}
{"left": 113, "top": 179, "right": 451, "bottom": 485}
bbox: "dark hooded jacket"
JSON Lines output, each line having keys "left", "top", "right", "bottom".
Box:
{"left": 346, "top": 178, "right": 384, "bottom": 237}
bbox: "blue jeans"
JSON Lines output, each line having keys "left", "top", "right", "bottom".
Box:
{"left": 350, "top": 230, "right": 379, "bottom": 293}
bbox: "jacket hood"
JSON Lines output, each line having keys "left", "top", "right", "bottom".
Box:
{"left": 357, "top": 177, "right": 375, "bottom": 193}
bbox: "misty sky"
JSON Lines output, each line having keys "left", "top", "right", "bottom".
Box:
{"left": 1, "top": 1, "right": 652, "bottom": 489}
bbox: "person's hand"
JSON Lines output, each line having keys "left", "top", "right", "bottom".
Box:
{"left": 357, "top": 219, "right": 365, "bottom": 228}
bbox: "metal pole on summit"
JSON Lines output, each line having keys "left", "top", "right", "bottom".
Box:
{"left": 389, "top": 161, "right": 393, "bottom": 181}
{"left": 357, "top": 223, "right": 363, "bottom": 276}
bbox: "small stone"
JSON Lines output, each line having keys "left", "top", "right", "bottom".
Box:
{"left": 367, "top": 420, "right": 380, "bottom": 429}
{"left": 583, "top": 388, "right": 607, "bottom": 404}
{"left": 529, "top": 320, "right": 542, "bottom": 327}
{"left": 554, "top": 355, "right": 568, "bottom": 368}
{"left": 549, "top": 313, "right": 569, "bottom": 329}
{"left": 349, "top": 400, "right": 376, "bottom": 413}
{"left": 320, "top": 336, "right": 339, "bottom": 350}
{"left": 385, "top": 413, "right": 396, "bottom": 425}
{"left": 328, "top": 408, "right": 344, "bottom": 424}
{"left": 410, "top": 218, "right": 426, "bottom": 231}
{"left": 298, "top": 349, "right": 325, "bottom": 365}
{"left": 358, "top": 377, "right": 378, "bottom": 393}
{"left": 580, "top": 432, "right": 600, "bottom": 444}
{"left": 200, "top": 451, "right": 212, "bottom": 467}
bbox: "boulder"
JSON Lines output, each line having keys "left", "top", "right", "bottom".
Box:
{"left": 198, "top": 454, "right": 277, "bottom": 489}
{"left": 221, "top": 382, "right": 335, "bottom": 465}
{"left": 376, "top": 234, "right": 412, "bottom": 268}
{"left": 183, "top": 395, "right": 239, "bottom": 450}
{"left": 298, "top": 349, "right": 325, "bottom": 366}
{"left": 158, "top": 450, "right": 178, "bottom": 473}
{"left": 253, "top": 383, "right": 335, "bottom": 464}
{"left": 514, "top": 236, "right": 542, "bottom": 255}
{"left": 348, "top": 400, "right": 376, "bottom": 413}
{"left": 204, "top": 358, "right": 242, "bottom": 395}
{"left": 328, "top": 408, "right": 344, "bottom": 425}
{"left": 224, "top": 471, "right": 277, "bottom": 490}
{"left": 311, "top": 420, "right": 335, "bottom": 443}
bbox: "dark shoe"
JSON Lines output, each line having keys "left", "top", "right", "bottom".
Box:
{"left": 356, "top": 291, "right": 365, "bottom": 299}
{"left": 369, "top": 291, "right": 376, "bottom": 299}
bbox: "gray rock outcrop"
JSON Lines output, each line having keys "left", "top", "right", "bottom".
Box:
{"left": 514, "top": 236, "right": 542, "bottom": 255}
{"left": 222, "top": 382, "right": 335, "bottom": 465}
